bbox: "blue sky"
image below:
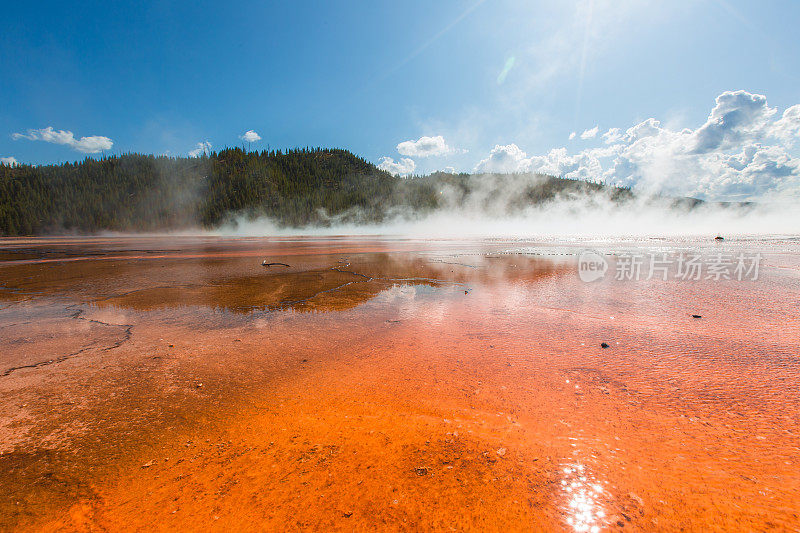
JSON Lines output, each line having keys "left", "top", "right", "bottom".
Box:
{"left": 2, "top": 0, "right": 800, "bottom": 199}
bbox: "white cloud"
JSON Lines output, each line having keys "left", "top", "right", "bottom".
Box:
{"left": 472, "top": 91, "right": 800, "bottom": 200}
{"left": 528, "top": 147, "right": 606, "bottom": 181}
{"left": 770, "top": 104, "right": 800, "bottom": 145}
{"left": 580, "top": 126, "right": 599, "bottom": 139}
{"left": 691, "top": 90, "right": 776, "bottom": 153}
{"left": 602, "top": 128, "right": 623, "bottom": 144}
{"left": 378, "top": 156, "right": 416, "bottom": 176}
{"left": 624, "top": 118, "right": 663, "bottom": 142}
{"left": 188, "top": 141, "right": 212, "bottom": 158}
{"left": 240, "top": 130, "right": 261, "bottom": 143}
{"left": 569, "top": 132, "right": 577, "bottom": 140}
{"left": 1, "top": 156, "right": 18, "bottom": 166}
{"left": 396, "top": 135, "right": 454, "bottom": 157}
{"left": 474, "top": 144, "right": 531, "bottom": 173}
{"left": 473, "top": 143, "right": 615, "bottom": 177}
{"left": 12, "top": 126, "right": 113, "bottom": 154}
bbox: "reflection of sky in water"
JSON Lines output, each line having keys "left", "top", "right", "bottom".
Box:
{"left": 560, "top": 463, "right": 607, "bottom": 532}
{"left": 375, "top": 283, "right": 458, "bottom": 327}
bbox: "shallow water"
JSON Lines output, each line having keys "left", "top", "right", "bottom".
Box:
{"left": 0, "top": 236, "right": 798, "bottom": 531}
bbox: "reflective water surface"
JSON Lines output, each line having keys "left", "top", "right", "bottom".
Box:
{"left": 0, "top": 236, "right": 798, "bottom": 531}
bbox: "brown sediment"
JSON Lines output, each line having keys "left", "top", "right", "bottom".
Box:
{"left": 0, "top": 236, "right": 798, "bottom": 531}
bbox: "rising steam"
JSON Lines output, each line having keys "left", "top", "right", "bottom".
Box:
{"left": 215, "top": 172, "right": 800, "bottom": 239}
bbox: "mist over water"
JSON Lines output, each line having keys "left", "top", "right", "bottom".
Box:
{"left": 214, "top": 190, "right": 800, "bottom": 239}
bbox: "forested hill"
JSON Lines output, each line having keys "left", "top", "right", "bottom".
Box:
{"left": 0, "top": 148, "right": 631, "bottom": 235}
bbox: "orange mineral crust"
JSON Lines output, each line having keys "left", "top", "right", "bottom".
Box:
{"left": 0, "top": 236, "right": 798, "bottom": 531}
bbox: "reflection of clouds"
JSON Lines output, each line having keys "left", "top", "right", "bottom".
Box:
{"left": 374, "top": 277, "right": 549, "bottom": 330}
{"left": 560, "top": 463, "right": 607, "bottom": 532}
{"left": 374, "top": 284, "right": 424, "bottom": 320}
{"left": 374, "top": 284, "right": 418, "bottom": 304}
{"left": 373, "top": 284, "right": 457, "bottom": 328}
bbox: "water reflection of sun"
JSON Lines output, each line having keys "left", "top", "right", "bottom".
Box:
{"left": 560, "top": 463, "right": 607, "bottom": 532}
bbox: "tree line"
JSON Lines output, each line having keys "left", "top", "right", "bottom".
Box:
{"left": 0, "top": 147, "right": 632, "bottom": 235}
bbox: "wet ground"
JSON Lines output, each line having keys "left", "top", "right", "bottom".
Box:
{"left": 0, "top": 235, "right": 798, "bottom": 531}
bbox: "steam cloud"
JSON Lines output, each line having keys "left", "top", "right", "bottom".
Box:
{"left": 217, "top": 193, "right": 800, "bottom": 239}
{"left": 223, "top": 90, "right": 800, "bottom": 239}
{"left": 215, "top": 165, "right": 800, "bottom": 239}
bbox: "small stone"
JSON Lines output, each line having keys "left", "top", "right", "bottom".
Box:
{"left": 141, "top": 460, "right": 155, "bottom": 468}
{"left": 496, "top": 447, "right": 507, "bottom": 456}
{"left": 692, "top": 314, "right": 702, "bottom": 319}
{"left": 414, "top": 467, "right": 429, "bottom": 476}
{"left": 600, "top": 342, "right": 610, "bottom": 349}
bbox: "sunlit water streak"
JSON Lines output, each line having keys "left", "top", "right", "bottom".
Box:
{"left": 560, "top": 463, "right": 608, "bottom": 532}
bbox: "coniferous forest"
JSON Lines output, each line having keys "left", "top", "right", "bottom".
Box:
{"left": 0, "top": 148, "right": 632, "bottom": 235}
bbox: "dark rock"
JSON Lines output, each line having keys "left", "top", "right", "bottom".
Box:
{"left": 600, "top": 342, "right": 610, "bottom": 349}
{"left": 692, "top": 314, "right": 702, "bottom": 319}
